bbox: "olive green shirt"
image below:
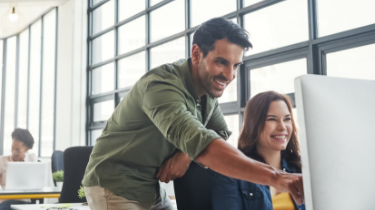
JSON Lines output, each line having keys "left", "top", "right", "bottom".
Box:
{"left": 82, "top": 59, "right": 231, "bottom": 205}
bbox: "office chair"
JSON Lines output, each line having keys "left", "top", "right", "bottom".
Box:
{"left": 59, "top": 146, "right": 93, "bottom": 203}
{"left": 174, "top": 161, "right": 214, "bottom": 210}
{"left": 51, "top": 150, "right": 64, "bottom": 186}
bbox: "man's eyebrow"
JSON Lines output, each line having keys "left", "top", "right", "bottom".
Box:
{"left": 215, "top": 57, "right": 230, "bottom": 64}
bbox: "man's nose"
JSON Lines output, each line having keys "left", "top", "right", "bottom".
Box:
{"left": 222, "top": 66, "right": 236, "bottom": 82}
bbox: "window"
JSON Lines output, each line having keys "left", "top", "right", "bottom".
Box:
{"left": 87, "top": 0, "right": 375, "bottom": 149}
{"left": 326, "top": 44, "right": 375, "bottom": 80}
{"left": 0, "top": 9, "right": 58, "bottom": 157}
{"left": 317, "top": 0, "right": 375, "bottom": 37}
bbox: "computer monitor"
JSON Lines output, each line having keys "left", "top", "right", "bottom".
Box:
{"left": 294, "top": 75, "right": 375, "bottom": 210}
{"left": 5, "top": 162, "right": 47, "bottom": 190}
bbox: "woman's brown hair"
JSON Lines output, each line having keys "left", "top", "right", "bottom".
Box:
{"left": 238, "top": 91, "right": 301, "bottom": 172}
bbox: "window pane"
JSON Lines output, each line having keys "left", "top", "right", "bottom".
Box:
{"left": 191, "top": 0, "right": 236, "bottom": 27}
{"left": 150, "top": 37, "right": 185, "bottom": 69}
{"left": 326, "top": 44, "right": 375, "bottom": 80}
{"left": 92, "top": 31, "right": 114, "bottom": 65}
{"left": 91, "top": 129, "right": 103, "bottom": 145}
{"left": 29, "top": 20, "right": 42, "bottom": 156}
{"left": 218, "top": 77, "right": 237, "bottom": 103}
{"left": 92, "top": 63, "right": 114, "bottom": 95}
{"left": 41, "top": 10, "right": 56, "bottom": 157}
{"left": 3, "top": 36, "right": 17, "bottom": 156}
{"left": 250, "top": 58, "right": 307, "bottom": 97}
{"left": 150, "top": 0, "right": 184, "bottom": 42}
{"left": 118, "top": 16, "right": 145, "bottom": 55}
{"left": 118, "top": 0, "right": 145, "bottom": 21}
{"left": 18, "top": 29, "right": 29, "bottom": 129}
{"left": 244, "top": 0, "right": 308, "bottom": 55}
{"left": 118, "top": 52, "right": 145, "bottom": 88}
{"left": 92, "top": 0, "right": 104, "bottom": 6}
{"left": 317, "top": 0, "right": 375, "bottom": 37}
{"left": 150, "top": 0, "right": 164, "bottom": 7}
{"left": 244, "top": 0, "right": 263, "bottom": 7}
{"left": 224, "top": 114, "right": 239, "bottom": 148}
{"left": 93, "top": 100, "right": 114, "bottom": 122}
{"left": 92, "top": 0, "right": 114, "bottom": 35}
{"left": 0, "top": 40, "right": 3, "bottom": 122}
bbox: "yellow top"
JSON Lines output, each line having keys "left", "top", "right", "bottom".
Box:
{"left": 272, "top": 193, "right": 295, "bottom": 210}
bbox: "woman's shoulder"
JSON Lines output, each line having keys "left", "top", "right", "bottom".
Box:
{"left": 212, "top": 172, "right": 265, "bottom": 191}
{"left": 25, "top": 153, "right": 38, "bottom": 162}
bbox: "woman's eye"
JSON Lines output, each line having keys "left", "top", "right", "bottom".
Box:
{"left": 284, "top": 118, "right": 291, "bottom": 121}
{"left": 267, "top": 118, "right": 276, "bottom": 121}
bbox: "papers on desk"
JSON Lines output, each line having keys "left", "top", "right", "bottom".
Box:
{"left": 11, "top": 203, "right": 90, "bottom": 210}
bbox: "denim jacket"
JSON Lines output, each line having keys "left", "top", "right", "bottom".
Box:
{"left": 211, "top": 159, "right": 305, "bottom": 210}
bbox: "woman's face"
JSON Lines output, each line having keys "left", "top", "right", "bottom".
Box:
{"left": 258, "top": 100, "right": 293, "bottom": 152}
{"left": 11, "top": 139, "right": 29, "bottom": 161}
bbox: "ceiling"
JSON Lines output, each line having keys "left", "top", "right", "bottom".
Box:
{"left": 0, "top": 0, "right": 68, "bottom": 39}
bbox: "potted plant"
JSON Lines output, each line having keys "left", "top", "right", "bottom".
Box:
{"left": 52, "top": 170, "right": 64, "bottom": 190}
{"left": 78, "top": 186, "right": 85, "bottom": 199}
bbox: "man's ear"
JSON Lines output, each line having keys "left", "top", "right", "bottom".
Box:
{"left": 191, "top": 44, "right": 202, "bottom": 65}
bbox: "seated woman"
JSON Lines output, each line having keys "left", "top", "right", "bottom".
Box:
{"left": 212, "top": 91, "right": 305, "bottom": 210}
{"left": 0, "top": 128, "right": 37, "bottom": 209}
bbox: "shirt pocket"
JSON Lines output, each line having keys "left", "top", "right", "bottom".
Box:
{"left": 241, "top": 190, "right": 270, "bottom": 210}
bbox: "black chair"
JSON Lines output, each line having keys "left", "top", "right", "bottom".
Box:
{"left": 174, "top": 162, "right": 215, "bottom": 210}
{"left": 51, "top": 150, "right": 64, "bottom": 186}
{"left": 59, "top": 146, "right": 93, "bottom": 203}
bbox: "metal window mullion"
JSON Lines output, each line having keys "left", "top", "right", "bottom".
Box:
{"left": 114, "top": 0, "right": 119, "bottom": 107}
{"left": 145, "top": 0, "right": 150, "bottom": 71}
{"left": 53, "top": 8, "right": 59, "bottom": 152}
{"left": 184, "top": 0, "right": 190, "bottom": 58}
{"left": 0, "top": 39, "right": 8, "bottom": 155}
{"left": 307, "top": 0, "right": 318, "bottom": 75}
{"left": 15, "top": 35, "right": 20, "bottom": 129}
{"left": 86, "top": 0, "right": 92, "bottom": 146}
{"left": 38, "top": 16, "right": 44, "bottom": 157}
{"left": 26, "top": 26, "right": 31, "bottom": 129}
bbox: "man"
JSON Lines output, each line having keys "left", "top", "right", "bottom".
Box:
{"left": 82, "top": 17, "right": 304, "bottom": 210}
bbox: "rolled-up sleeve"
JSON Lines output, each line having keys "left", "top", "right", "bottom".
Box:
{"left": 142, "top": 83, "right": 221, "bottom": 160}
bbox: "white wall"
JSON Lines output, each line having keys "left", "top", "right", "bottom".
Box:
{"left": 55, "top": 0, "right": 87, "bottom": 151}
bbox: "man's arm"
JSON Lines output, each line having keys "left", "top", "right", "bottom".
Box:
{"left": 157, "top": 151, "right": 191, "bottom": 183}
{"left": 196, "top": 138, "right": 305, "bottom": 205}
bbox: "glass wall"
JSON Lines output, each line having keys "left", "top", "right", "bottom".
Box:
{"left": 0, "top": 8, "right": 58, "bottom": 157}
{"left": 87, "top": 0, "right": 375, "bottom": 148}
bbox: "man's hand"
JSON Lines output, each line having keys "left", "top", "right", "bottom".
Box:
{"left": 273, "top": 171, "right": 304, "bottom": 205}
{"left": 157, "top": 151, "right": 192, "bottom": 183}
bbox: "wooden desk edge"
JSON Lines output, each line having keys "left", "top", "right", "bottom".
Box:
{"left": 0, "top": 193, "right": 60, "bottom": 199}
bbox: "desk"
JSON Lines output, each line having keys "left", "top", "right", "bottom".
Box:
{"left": 0, "top": 187, "right": 60, "bottom": 200}
{"left": 11, "top": 203, "right": 90, "bottom": 210}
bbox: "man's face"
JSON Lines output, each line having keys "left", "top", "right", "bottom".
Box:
{"left": 197, "top": 39, "right": 244, "bottom": 98}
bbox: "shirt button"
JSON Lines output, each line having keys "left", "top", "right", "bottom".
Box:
{"left": 249, "top": 193, "right": 253, "bottom": 196}
{"left": 283, "top": 168, "right": 286, "bottom": 171}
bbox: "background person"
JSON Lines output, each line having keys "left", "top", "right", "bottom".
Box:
{"left": 212, "top": 91, "right": 305, "bottom": 210}
{"left": 0, "top": 128, "right": 37, "bottom": 210}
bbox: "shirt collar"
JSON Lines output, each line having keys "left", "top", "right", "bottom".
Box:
{"left": 181, "top": 58, "right": 200, "bottom": 102}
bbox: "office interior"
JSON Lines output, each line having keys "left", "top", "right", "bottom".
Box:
{"left": 0, "top": 0, "right": 374, "bottom": 206}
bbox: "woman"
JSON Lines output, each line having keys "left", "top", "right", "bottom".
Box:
{"left": 212, "top": 91, "right": 305, "bottom": 210}
{"left": 0, "top": 128, "right": 36, "bottom": 210}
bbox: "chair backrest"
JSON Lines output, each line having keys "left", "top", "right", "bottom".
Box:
{"left": 51, "top": 150, "right": 64, "bottom": 173}
{"left": 174, "top": 162, "right": 214, "bottom": 210}
{"left": 59, "top": 146, "right": 93, "bottom": 203}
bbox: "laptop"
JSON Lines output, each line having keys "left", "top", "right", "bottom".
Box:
{"left": 294, "top": 75, "right": 375, "bottom": 210}
{"left": 5, "top": 162, "right": 47, "bottom": 190}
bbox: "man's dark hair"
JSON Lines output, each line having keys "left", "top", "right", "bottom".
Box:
{"left": 11, "top": 128, "right": 34, "bottom": 149}
{"left": 192, "top": 17, "right": 252, "bottom": 57}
